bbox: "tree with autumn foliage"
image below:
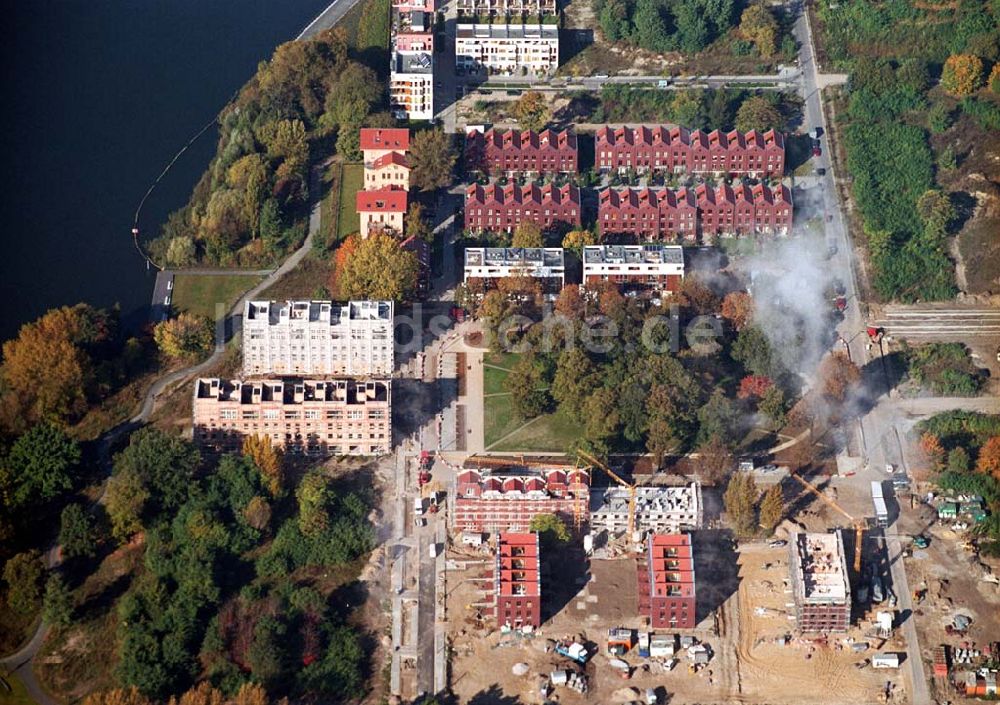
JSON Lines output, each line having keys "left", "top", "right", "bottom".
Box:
{"left": 721, "top": 291, "right": 753, "bottom": 330}
{"left": 739, "top": 2, "right": 778, "bottom": 57}
{"left": 511, "top": 220, "right": 544, "bottom": 248}
{"left": 919, "top": 432, "right": 945, "bottom": 470}
{"left": 329, "top": 232, "right": 418, "bottom": 302}
{"left": 243, "top": 434, "right": 284, "bottom": 496}
{"left": 758, "top": 484, "right": 783, "bottom": 533}
{"left": 818, "top": 352, "right": 860, "bottom": 404}
{"left": 562, "top": 229, "right": 596, "bottom": 254}
{"left": 154, "top": 313, "right": 214, "bottom": 361}
{"left": 695, "top": 434, "right": 735, "bottom": 485}
{"left": 975, "top": 436, "right": 1000, "bottom": 480}
{"left": 554, "top": 284, "right": 586, "bottom": 320}
{"left": 511, "top": 91, "right": 552, "bottom": 132}
{"left": 941, "top": 54, "right": 984, "bottom": 97}
{"left": 738, "top": 374, "right": 773, "bottom": 400}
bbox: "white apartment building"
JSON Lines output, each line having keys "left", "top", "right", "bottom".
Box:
{"left": 455, "top": 23, "right": 559, "bottom": 76}
{"left": 583, "top": 244, "right": 685, "bottom": 293}
{"left": 391, "top": 8, "right": 435, "bottom": 120}
{"left": 243, "top": 300, "right": 394, "bottom": 377}
{"left": 463, "top": 247, "right": 565, "bottom": 287}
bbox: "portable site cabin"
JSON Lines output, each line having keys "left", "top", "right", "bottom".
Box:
{"left": 649, "top": 634, "right": 677, "bottom": 658}
{"left": 937, "top": 502, "right": 958, "bottom": 520}
{"left": 871, "top": 482, "right": 888, "bottom": 528}
{"left": 872, "top": 653, "right": 901, "bottom": 669}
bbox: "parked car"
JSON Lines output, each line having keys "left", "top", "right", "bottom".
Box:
{"left": 768, "top": 539, "right": 787, "bottom": 548}
{"left": 812, "top": 145, "right": 822, "bottom": 157}
{"left": 816, "top": 167, "right": 826, "bottom": 176}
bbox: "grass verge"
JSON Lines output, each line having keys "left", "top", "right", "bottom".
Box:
{"left": 0, "top": 673, "right": 32, "bottom": 705}
{"left": 171, "top": 273, "right": 264, "bottom": 320}
{"left": 337, "top": 163, "right": 364, "bottom": 240}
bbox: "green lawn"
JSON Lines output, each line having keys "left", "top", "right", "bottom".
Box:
{"left": 337, "top": 163, "right": 364, "bottom": 240}
{"left": 481, "top": 352, "right": 581, "bottom": 450}
{"left": 171, "top": 273, "right": 263, "bottom": 320}
{"left": 490, "top": 408, "right": 582, "bottom": 452}
{"left": 0, "top": 674, "right": 33, "bottom": 705}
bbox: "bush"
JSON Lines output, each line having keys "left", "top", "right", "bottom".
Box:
{"left": 905, "top": 343, "right": 983, "bottom": 396}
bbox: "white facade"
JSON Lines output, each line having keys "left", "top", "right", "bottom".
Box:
{"left": 583, "top": 245, "right": 684, "bottom": 281}
{"left": 243, "top": 300, "right": 394, "bottom": 377}
{"left": 391, "top": 53, "right": 434, "bottom": 120}
{"left": 456, "top": 24, "right": 559, "bottom": 76}
{"left": 463, "top": 247, "right": 565, "bottom": 285}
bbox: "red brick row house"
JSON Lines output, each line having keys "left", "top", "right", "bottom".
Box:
{"left": 595, "top": 126, "right": 785, "bottom": 178}
{"left": 465, "top": 182, "right": 581, "bottom": 232}
{"left": 638, "top": 533, "right": 697, "bottom": 629}
{"left": 495, "top": 533, "right": 542, "bottom": 630}
{"left": 466, "top": 127, "right": 578, "bottom": 176}
{"left": 599, "top": 183, "right": 793, "bottom": 240}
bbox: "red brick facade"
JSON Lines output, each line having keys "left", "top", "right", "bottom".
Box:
{"left": 638, "top": 533, "right": 696, "bottom": 629}
{"left": 465, "top": 182, "right": 582, "bottom": 232}
{"left": 598, "top": 187, "right": 699, "bottom": 241}
{"left": 599, "top": 184, "right": 792, "bottom": 240}
{"left": 466, "top": 128, "right": 578, "bottom": 175}
{"left": 495, "top": 533, "right": 541, "bottom": 629}
{"left": 596, "top": 126, "right": 785, "bottom": 178}
{"left": 453, "top": 466, "right": 590, "bottom": 533}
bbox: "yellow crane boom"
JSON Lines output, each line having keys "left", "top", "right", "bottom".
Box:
{"left": 577, "top": 450, "right": 637, "bottom": 538}
{"left": 788, "top": 470, "right": 864, "bottom": 574}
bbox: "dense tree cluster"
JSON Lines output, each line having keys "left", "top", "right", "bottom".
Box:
{"left": 593, "top": 85, "right": 798, "bottom": 131}
{"left": 149, "top": 30, "right": 389, "bottom": 267}
{"left": 102, "top": 428, "right": 373, "bottom": 699}
{"left": 329, "top": 232, "right": 419, "bottom": 302}
{"left": 595, "top": 0, "right": 738, "bottom": 54}
{"left": 469, "top": 276, "right": 793, "bottom": 462}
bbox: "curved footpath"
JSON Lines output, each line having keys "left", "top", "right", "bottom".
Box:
{"left": 0, "top": 163, "right": 324, "bottom": 705}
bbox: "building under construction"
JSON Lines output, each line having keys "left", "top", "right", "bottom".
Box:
{"left": 495, "top": 532, "right": 541, "bottom": 629}
{"left": 453, "top": 461, "right": 591, "bottom": 533}
{"left": 589, "top": 484, "right": 703, "bottom": 535}
{"left": 638, "top": 533, "right": 697, "bottom": 629}
{"left": 789, "top": 531, "right": 852, "bottom": 633}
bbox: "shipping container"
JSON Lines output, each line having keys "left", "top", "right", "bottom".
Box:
{"left": 871, "top": 653, "right": 900, "bottom": 669}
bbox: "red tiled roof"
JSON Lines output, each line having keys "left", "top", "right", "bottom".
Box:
{"left": 372, "top": 151, "right": 411, "bottom": 170}
{"left": 360, "top": 128, "right": 410, "bottom": 152}
{"left": 356, "top": 187, "right": 407, "bottom": 213}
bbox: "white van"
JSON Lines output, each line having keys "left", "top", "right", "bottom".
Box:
{"left": 429, "top": 542, "right": 438, "bottom": 558}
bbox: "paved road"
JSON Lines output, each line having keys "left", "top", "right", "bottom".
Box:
{"left": 0, "top": 163, "right": 325, "bottom": 705}
{"left": 297, "top": 0, "right": 365, "bottom": 40}
{"left": 793, "top": 4, "right": 932, "bottom": 702}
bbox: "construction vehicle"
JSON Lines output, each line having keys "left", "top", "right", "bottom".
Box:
{"left": 787, "top": 469, "right": 865, "bottom": 573}
{"left": 578, "top": 450, "right": 637, "bottom": 538}
{"left": 555, "top": 641, "right": 589, "bottom": 665}
{"left": 418, "top": 450, "right": 433, "bottom": 488}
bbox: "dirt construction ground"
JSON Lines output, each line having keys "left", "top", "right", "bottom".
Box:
{"left": 445, "top": 532, "right": 901, "bottom": 705}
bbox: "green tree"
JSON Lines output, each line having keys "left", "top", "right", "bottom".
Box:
{"left": 739, "top": 3, "right": 778, "bottom": 57}
{"left": 165, "top": 236, "right": 197, "bottom": 267}
{"left": 410, "top": 129, "right": 457, "bottom": 191}
{"left": 322, "top": 62, "right": 381, "bottom": 129}
{"left": 248, "top": 616, "right": 288, "bottom": 687}
{"left": 552, "top": 349, "right": 598, "bottom": 422}
{"left": 529, "top": 513, "right": 571, "bottom": 546}
{"left": 3, "top": 550, "right": 44, "bottom": 613}
{"left": 4, "top": 422, "right": 80, "bottom": 510}
{"left": 732, "top": 324, "right": 777, "bottom": 378}
{"left": 153, "top": 313, "right": 214, "bottom": 361}
{"left": 297, "top": 472, "right": 331, "bottom": 536}
{"left": 512, "top": 220, "right": 544, "bottom": 248}
{"left": 506, "top": 354, "right": 551, "bottom": 419}
{"left": 734, "top": 95, "right": 782, "bottom": 132}
{"left": 299, "top": 626, "right": 366, "bottom": 698}
{"left": 405, "top": 202, "right": 433, "bottom": 242}
{"left": 758, "top": 385, "right": 788, "bottom": 426}
{"left": 927, "top": 102, "right": 954, "bottom": 133}
{"left": 259, "top": 198, "right": 283, "bottom": 245}
{"left": 674, "top": 0, "right": 710, "bottom": 53}
{"left": 598, "top": 0, "right": 631, "bottom": 41}
{"left": 632, "top": 0, "right": 672, "bottom": 52}
{"left": 723, "top": 471, "right": 758, "bottom": 537}
{"left": 511, "top": 91, "right": 552, "bottom": 131}
{"left": 105, "top": 469, "right": 149, "bottom": 541}
{"left": 582, "top": 387, "right": 622, "bottom": 451}
{"left": 43, "top": 573, "right": 73, "bottom": 626}
{"left": 916, "top": 189, "right": 955, "bottom": 237}
{"left": 758, "top": 484, "right": 783, "bottom": 533}
{"left": 697, "top": 388, "right": 742, "bottom": 446}
{"left": 947, "top": 446, "right": 971, "bottom": 473}
{"left": 114, "top": 428, "right": 201, "bottom": 514}
{"left": 59, "top": 503, "right": 97, "bottom": 559}
{"left": 332, "top": 232, "right": 419, "bottom": 302}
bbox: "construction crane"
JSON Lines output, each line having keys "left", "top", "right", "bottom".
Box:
{"left": 787, "top": 470, "right": 865, "bottom": 574}
{"left": 577, "top": 450, "right": 638, "bottom": 538}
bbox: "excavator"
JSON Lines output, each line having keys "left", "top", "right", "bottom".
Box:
{"left": 787, "top": 469, "right": 865, "bottom": 574}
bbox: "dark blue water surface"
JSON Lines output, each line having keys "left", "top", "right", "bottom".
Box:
{"left": 0, "top": 0, "right": 330, "bottom": 342}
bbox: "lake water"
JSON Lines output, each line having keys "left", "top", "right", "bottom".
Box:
{"left": 0, "top": 0, "right": 331, "bottom": 342}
